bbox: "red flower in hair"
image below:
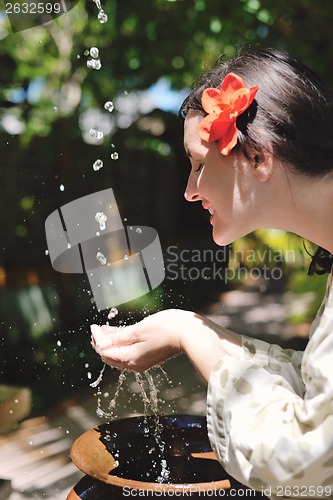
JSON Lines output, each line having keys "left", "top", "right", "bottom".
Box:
{"left": 198, "top": 73, "right": 259, "bottom": 155}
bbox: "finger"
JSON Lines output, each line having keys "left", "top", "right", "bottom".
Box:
{"left": 90, "top": 324, "right": 115, "bottom": 348}
{"left": 101, "top": 324, "right": 118, "bottom": 334}
{"left": 102, "top": 326, "right": 140, "bottom": 348}
{"left": 101, "top": 344, "right": 142, "bottom": 370}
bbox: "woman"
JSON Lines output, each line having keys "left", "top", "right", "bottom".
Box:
{"left": 91, "top": 48, "right": 333, "bottom": 498}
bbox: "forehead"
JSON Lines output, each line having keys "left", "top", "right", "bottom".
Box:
{"left": 183, "top": 110, "right": 204, "bottom": 154}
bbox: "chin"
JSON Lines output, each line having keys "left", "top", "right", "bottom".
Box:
{"left": 212, "top": 232, "right": 234, "bottom": 247}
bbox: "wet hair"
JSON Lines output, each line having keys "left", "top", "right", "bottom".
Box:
{"left": 179, "top": 47, "right": 333, "bottom": 274}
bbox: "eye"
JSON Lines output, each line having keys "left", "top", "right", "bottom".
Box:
{"left": 194, "top": 163, "right": 204, "bottom": 173}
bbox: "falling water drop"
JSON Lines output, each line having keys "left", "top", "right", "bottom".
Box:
{"left": 98, "top": 10, "right": 108, "bottom": 23}
{"left": 108, "top": 307, "right": 118, "bottom": 319}
{"left": 96, "top": 251, "right": 107, "bottom": 265}
{"left": 89, "top": 47, "right": 99, "bottom": 59}
{"left": 104, "top": 101, "right": 114, "bottom": 112}
{"left": 93, "top": 159, "right": 104, "bottom": 171}
{"left": 89, "top": 129, "right": 104, "bottom": 140}
{"left": 95, "top": 212, "right": 107, "bottom": 231}
{"left": 87, "top": 59, "right": 102, "bottom": 70}
{"left": 111, "top": 152, "right": 119, "bottom": 160}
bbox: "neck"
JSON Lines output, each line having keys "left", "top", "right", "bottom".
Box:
{"left": 260, "top": 166, "right": 333, "bottom": 253}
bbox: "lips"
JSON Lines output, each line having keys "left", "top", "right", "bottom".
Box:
{"left": 202, "top": 203, "right": 215, "bottom": 215}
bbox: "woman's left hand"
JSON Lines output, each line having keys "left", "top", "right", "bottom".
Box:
{"left": 90, "top": 309, "right": 193, "bottom": 372}
{"left": 90, "top": 308, "right": 243, "bottom": 381}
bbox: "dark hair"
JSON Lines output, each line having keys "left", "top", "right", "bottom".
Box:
{"left": 180, "top": 47, "right": 333, "bottom": 176}
{"left": 180, "top": 47, "right": 333, "bottom": 274}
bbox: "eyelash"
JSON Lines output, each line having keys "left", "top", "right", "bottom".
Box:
{"left": 195, "top": 164, "right": 203, "bottom": 173}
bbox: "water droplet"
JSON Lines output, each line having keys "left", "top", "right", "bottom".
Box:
{"left": 59, "top": 184, "right": 65, "bottom": 191}
{"left": 45, "top": 249, "right": 49, "bottom": 256}
{"left": 98, "top": 9, "right": 108, "bottom": 23}
{"left": 92, "top": 0, "right": 101, "bottom": 9}
{"left": 89, "top": 47, "right": 99, "bottom": 59}
{"left": 107, "top": 306, "right": 118, "bottom": 319}
{"left": 95, "top": 212, "right": 107, "bottom": 231}
{"left": 67, "top": 242, "right": 72, "bottom": 249}
{"left": 93, "top": 159, "right": 104, "bottom": 171}
{"left": 96, "top": 251, "right": 107, "bottom": 265}
{"left": 84, "top": 49, "right": 90, "bottom": 56}
{"left": 124, "top": 254, "right": 129, "bottom": 260}
{"left": 104, "top": 101, "right": 114, "bottom": 112}
{"left": 87, "top": 372, "right": 92, "bottom": 379}
{"left": 136, "top": 227, "right": 142, "bottom": 234}
{"left": 54, "top": 106, "right": 58, "bottom": 112}
{"left": 57, "top": 340, "right": 62, "bottom": 347}
{"left": 89, "top": 128, "right": 104, "bottom": 140}
{"left": 96, "top": 408, "right": 104, "bottom": 418}
{"left": 111, "top": 152, "right": 119, "bottom": 160}
{"left": 87, "top": 59, "right": 102, "bottom": 70}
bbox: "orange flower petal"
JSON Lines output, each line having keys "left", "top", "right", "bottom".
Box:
{"left": 232, "top": 86, "right": 259, "bottom": 114}
{"left": 201, "top": 88, "right": 222, "bottom": 115}
{"left": 217, "top": 122, "right": 238, "bottom": 155}
{"left": 198, "top": 73, "right": 259, "bottom": 155}
{"left": 198, "top": 114, "right": 217, "bottom": 142}
{"left": 220, "top": 73, "right": 245, "bottom": 103}
{"left": 209, "top": 118, "right": 233, "bottom": 142}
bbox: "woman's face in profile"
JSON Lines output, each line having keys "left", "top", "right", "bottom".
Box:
{"left": 183, "top": 110, "right": 263, "bottom": 246}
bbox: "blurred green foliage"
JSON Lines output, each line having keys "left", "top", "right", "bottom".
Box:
{"left": 2, "top": 0, "right": 333, "bottom": 143}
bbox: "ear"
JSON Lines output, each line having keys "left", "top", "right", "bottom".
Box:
{"left": 252, "top": 149, "right": 274, "bottom": 182}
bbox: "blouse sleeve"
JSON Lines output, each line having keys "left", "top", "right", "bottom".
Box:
{"left": 207, "top": 278, "right": 333, "bottom": 495}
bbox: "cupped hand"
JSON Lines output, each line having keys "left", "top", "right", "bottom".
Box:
{"left": 90, "top": 309, "right": 196, "bottom": 372}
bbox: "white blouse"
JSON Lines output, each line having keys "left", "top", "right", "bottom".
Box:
{"left": 207, "top": 272, "right": 333, "bottom": 499}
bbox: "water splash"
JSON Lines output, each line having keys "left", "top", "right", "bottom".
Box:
{"left": 90, "top": 363, "right": 106, "bottom": 388}
{"left": 111, "top": 152, "right": 119, "bottom": 160}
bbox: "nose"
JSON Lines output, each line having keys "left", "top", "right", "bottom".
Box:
{"left": 184, "top": 172, "right": 201, "bottom": 202}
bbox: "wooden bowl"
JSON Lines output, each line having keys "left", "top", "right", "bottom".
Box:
{"left": 70, "top": 415, "right": 231, "bottom": 493}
